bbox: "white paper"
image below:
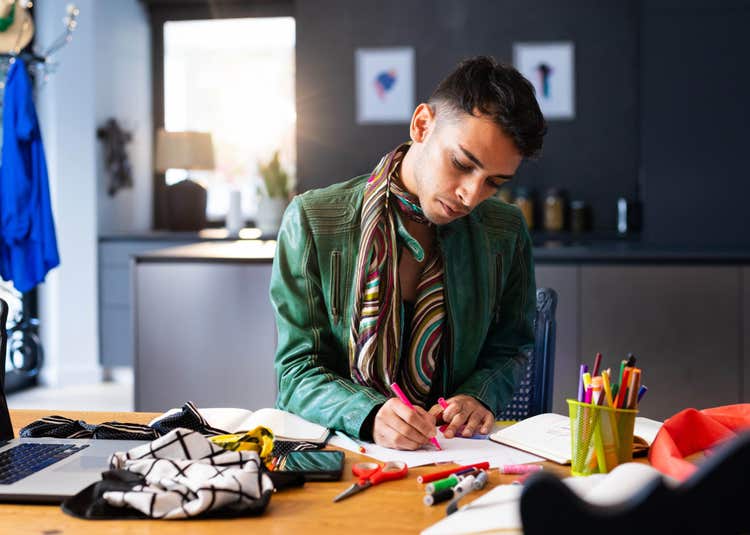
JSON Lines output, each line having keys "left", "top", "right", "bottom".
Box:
{"left": 329, "top": 429, "right": 542, "bottom": 468}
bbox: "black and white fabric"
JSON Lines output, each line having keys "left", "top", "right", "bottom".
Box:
{"left": 18, "top": 414, "right": 159, "bottom": 441}
{"left": 149, "top": 401, "right": 229, "bottom": 437}
{"left": 63, "top": 428, "right": 274, "bottom": 519}
{"left": 21, "top": 401, "right": 227, "bottom": 441}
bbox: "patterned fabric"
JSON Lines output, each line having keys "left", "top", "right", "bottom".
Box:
{"left": 19, "top": 414, "right": 159, "bottom": 441}
{"left": 20, "top": 401, "right": 228, "bottom": 441}
{"left": 349, "top": 142, "right": 446, "bottom": 405}
{"left": 101, "top": 428, "right": 274, "bottom": 519}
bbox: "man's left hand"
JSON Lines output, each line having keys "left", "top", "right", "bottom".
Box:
{"left": 428, "top": 394, "right": 494, "bottom": 438}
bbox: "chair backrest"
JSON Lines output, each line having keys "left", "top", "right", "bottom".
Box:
{"left": 497, "top": 287, "right": 557, "bottom": 421}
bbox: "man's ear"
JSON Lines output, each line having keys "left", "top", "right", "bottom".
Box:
{"left": 409, "top": 103, "right": 436, "bottom": 143}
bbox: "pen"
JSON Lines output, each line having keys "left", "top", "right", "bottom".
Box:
{"left": 602, "top": 369, "right": 614, "bottom": 407}
{"left": 592, "top": 352, "right": 603, "bottom": 378}
{"left": 617, "top": 367, "right": 631, "bottom": 408}
{"left": 637, "top": 385, "right": 648, "bottom": 403}
{"left": 390, "top": 382, "right": 442, "bottom": 450}
{"left": 334, "top": 429, "right": 366, "bottom": 454}
{"left": 577, "top": 364, "right": 588, "bottom": 402}
{"left": 627, "top": 369, "right": 641, "bottom": 409}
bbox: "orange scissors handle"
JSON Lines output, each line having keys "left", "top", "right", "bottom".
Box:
{"left": 368, "top": 461, "right": 408, "bottom": 485}
{"left": 334, "top": 461, "right": 408, "bottom": 502}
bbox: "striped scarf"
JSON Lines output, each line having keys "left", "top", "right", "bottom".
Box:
{"left": 349, "top": 143, "right": 445, "bottom": 406}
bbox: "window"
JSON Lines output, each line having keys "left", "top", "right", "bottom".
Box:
{"left": 163, "top": 17, "right": 295, "bottom": 221}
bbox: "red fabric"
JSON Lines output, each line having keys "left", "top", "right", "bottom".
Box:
{"left": 648, "top": 404, "right": 750, "bottom": 481}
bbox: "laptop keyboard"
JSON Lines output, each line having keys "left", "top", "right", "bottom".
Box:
{"left": 0, "top": 443, "right": 89, "bottom": 484}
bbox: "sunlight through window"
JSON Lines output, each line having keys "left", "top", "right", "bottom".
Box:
{"left": 163, "top": 17, "right": 295, "bottom": 221}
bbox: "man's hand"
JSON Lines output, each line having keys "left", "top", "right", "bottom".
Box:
{"left": 372, "top": 398, "right": 437, "bottom": 450}
{"left": 428, "top": 394, "right": 493, "bottom": 438}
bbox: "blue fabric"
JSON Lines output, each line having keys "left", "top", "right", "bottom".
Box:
{"left": 0, "top": 58, "right": 59, "bottom": 293}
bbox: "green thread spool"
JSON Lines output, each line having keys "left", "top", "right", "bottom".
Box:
{"left": 425, "top": 474, "right": 459, "bottom": 494}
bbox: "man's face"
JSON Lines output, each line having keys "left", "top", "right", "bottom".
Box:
{"left": 408, "top": 105, "right": 523, "bottom": 226}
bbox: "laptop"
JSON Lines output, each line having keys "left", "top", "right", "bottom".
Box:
{"left": 0, "top": 298, "right": 149, "bottom": 503}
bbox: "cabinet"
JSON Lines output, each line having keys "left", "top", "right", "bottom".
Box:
{"left": 99, "top": 239, "right": 199, "bottom": 371}
{"left": 133, "top": 244, "right": 277, "bottom": 411}
{"left": 536, "top": 263, "right": 746, "bottom": 420}
{"left": 580, "top": 266, "right": 741, "bottom": 420}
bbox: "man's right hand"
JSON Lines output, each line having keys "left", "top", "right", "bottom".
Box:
{"left": 372, "top": 398, "right": 437, "bottom": 450}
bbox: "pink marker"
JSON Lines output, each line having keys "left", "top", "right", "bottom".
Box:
{"left": 498, "top": 464, "right": 544, "bottom": 475}
{"left": 390, "top": 382, "right": 442, "bottom": 450}
{"left": 438, "top": 397, "right": 449, "bottom": 409}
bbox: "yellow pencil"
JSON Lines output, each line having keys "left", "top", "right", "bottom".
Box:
{"left": 602, "top": 370, "right": 615, "bottom": 407}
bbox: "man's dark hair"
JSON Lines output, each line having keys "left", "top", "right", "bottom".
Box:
{"left": 429, "top": 56, "right": 547, "bottom": 159}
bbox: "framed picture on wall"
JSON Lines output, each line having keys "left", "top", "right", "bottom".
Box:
{"left": 513, "top": 41, "right": 575, "bottom": 120}
{"left": 355, "top": 47, "right": 415, "bottom": 124}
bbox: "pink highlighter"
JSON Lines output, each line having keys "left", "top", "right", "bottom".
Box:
{"left": 389, "top": 383, "right": 442, "bottom": 450}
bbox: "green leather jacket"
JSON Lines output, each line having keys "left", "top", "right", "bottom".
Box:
{"left": 270, "top": 175, "right": 536, "bottom": 439}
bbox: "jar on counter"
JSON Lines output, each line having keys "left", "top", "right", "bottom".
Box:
{"left": 570, "top": 200, "right": 587, "bottom": 233}
{"left": 543, "top": 188, "right": 565, "bottom": 232}
{"left": 514, "top": 187, "right": 534, "bottom": 230}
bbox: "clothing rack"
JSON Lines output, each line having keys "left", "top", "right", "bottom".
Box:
{"left": 0, "top": 3, "right": 79, "bottom": 393}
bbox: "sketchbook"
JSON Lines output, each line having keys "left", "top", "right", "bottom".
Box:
{"left": 150, "top": 407, "right": 330, "bottom": 443}
{"left": 489, "top": 413, "right": 663, "bottom": 464}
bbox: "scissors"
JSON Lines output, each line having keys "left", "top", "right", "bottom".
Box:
{"left": 333, "top": 461, "right": 408, "bottom": 502}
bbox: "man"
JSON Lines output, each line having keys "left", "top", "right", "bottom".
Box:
{"left": 270, "top": 56, "right": 546, "bottom": 450}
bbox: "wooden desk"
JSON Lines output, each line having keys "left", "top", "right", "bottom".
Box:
{"left": 2, "top": 410, "right": 570, "bottom": 534}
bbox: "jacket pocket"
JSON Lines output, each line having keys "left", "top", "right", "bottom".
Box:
{"left": 330, "top": 250, "right": 342, "bottom": 325}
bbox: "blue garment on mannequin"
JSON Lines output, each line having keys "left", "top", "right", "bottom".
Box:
{"left": 0, "top": 58, "right": 59, "bottom": 293}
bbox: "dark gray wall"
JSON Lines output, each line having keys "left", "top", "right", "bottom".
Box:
{"left": 296, "top": 0, "right": 640, "bottom": 232}
{"left": 640, "top": 0, "right": 750, "bottom": 247}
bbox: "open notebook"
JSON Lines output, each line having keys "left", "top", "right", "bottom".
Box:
{"left": 422, "top": 462, "right": 677, "bottom": 535}
{"left": 490, "top": 413, "right": 663, "bottom": 464}
{"left": 150, "top": 407, "right": 330, "bottom": 443}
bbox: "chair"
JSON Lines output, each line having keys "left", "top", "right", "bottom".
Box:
{"left": 520, "top": 431, "right": 750, "bottom": 535}
{"left": 497, "top": 287, "right": 557, "bottom": 421}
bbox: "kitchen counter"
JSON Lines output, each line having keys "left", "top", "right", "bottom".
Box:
{"left": 126, "top": 235, "right": 750, "bottom": 265}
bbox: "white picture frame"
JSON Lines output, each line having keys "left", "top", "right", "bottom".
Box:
{"left": 355, "top": 47, "right": 415, "bottom": 124}
{"left": 513, "top": 41, "right": 575, "bottom": 120}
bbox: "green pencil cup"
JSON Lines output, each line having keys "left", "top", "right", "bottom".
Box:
{"left": 567, "top": 399, "right": 638, "bottom": 477}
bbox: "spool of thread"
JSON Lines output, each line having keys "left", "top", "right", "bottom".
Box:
{"left": 452, "top": 475, "right": 477, "bottom": 496}
{"left": 425, "top": 474, "right": 459, "bottom": 494}
{"left": 472, "top": 470, "right": 489, "bottom": 491}
{"left": 498, "top": 464, "right": 543, "bottom": 475}
{"left": 417, "top": 462, "right": 490, "bottom": 484}
{"left": 423, "top": 487, "right": 454, "bottom": 506}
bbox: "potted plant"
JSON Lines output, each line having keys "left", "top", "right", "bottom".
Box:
{"left": 255, "top": 151, "right": 291, "bottom": 236}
